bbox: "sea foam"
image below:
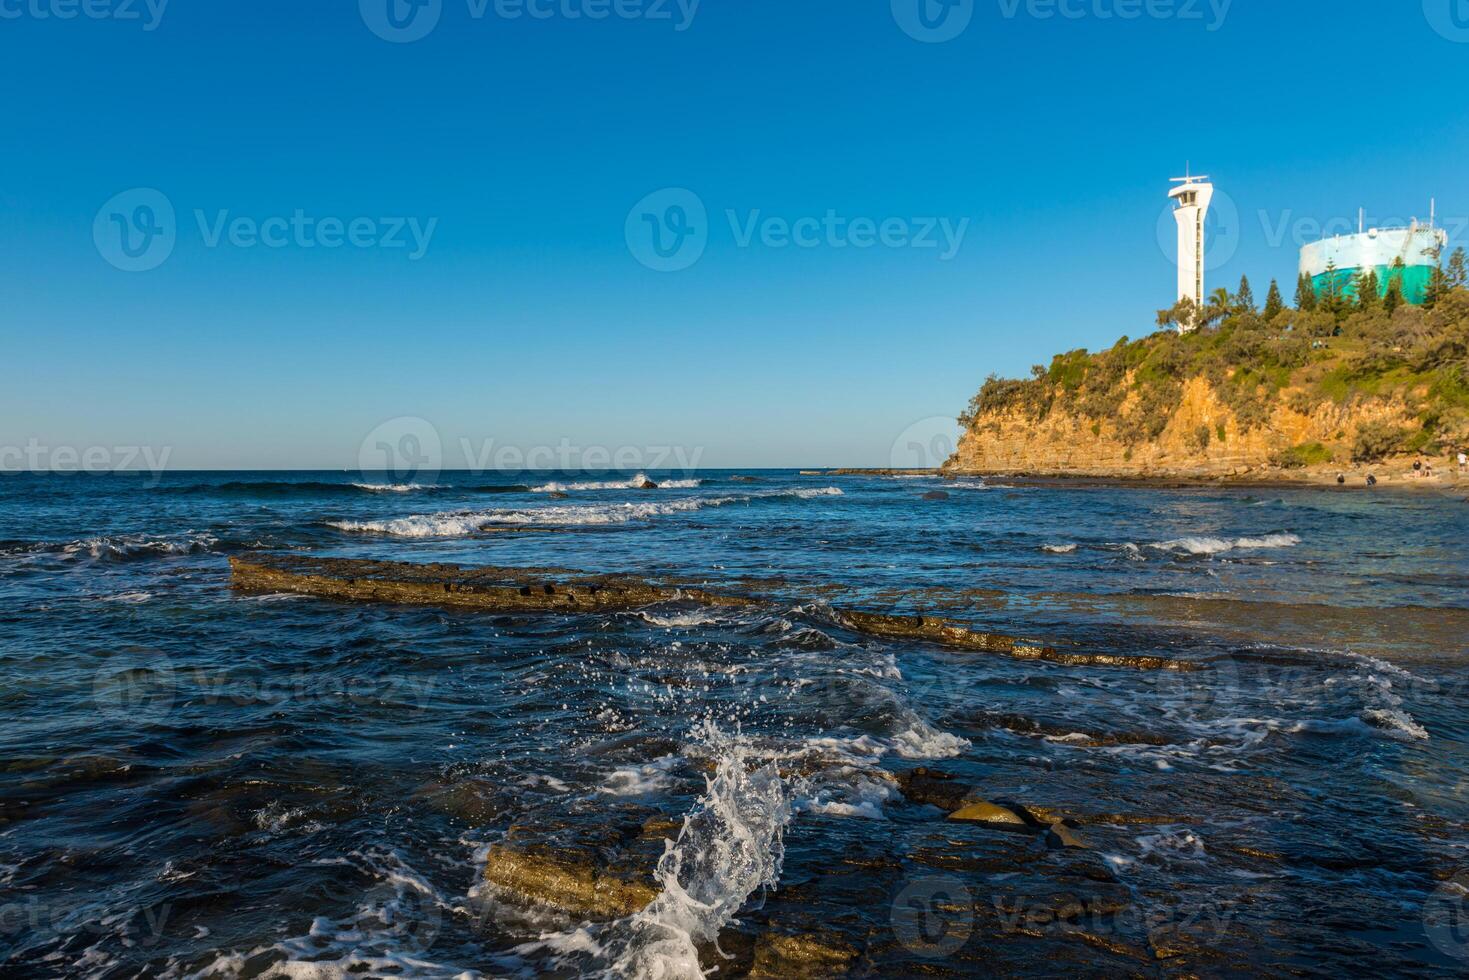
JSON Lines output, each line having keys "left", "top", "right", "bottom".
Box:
{"left": 329, "top": 488, "right": 843, "bottom": 538}
{"left": 1148, "top": 533, "right": 1300, "bottom": 555}
{"left": 531, "top": 473, "right": 702, "bottom": 492}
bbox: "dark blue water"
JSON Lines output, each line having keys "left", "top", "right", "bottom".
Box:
{"left": 2, "top": 471, "right": 1467, "bottom": 977}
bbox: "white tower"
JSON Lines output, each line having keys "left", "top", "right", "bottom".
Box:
{"left": 1168, "top": 172, "right": 1214, "bottom": 333}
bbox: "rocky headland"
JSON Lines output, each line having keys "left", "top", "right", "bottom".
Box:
{"left": 944, "top": 283, "right": 1469, "bottom": 489}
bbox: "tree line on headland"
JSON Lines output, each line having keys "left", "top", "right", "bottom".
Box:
{"left": 958, "top": 248, "right": 1469, "bottom": 467}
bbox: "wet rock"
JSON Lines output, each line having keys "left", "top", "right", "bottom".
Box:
{"left": 547, "top": 490, "right": 570, "bottom": 499}
{"left": 639, "top": 479, "right": 660, "bottom": 489}
{"left": 950, "top": 801, "right": 1030, "bottom": 831}
{"left": 230, "top": 554, "right": 760, "bottom": 614}
{"left": 959, "top": 710, "right": 1171, "bottom": 747}
{"left": 483, "top": 843, "right": 659, "bottom": 920}
{"left": 729, "top": 475, "right": 760, "bottom": 482}
{"left": 482, "top": 806, "right": 670, "bottom": 920}
{"left": 411, "top": 778, "right": 507, "bottom": 824}
{"left": 922, "top": 490, "right": 950, "bottom": 501}
{"left": 835, "top": 609, "right": 1203, "bottom": 672}
{"left": 1044, "top": 822, "right": 1090, "bottom": 850}
{"left": 748, "top": 933, "right": 857, "bottom": 978}
{"left": 896, "top": 767, "right": 973, "bottom": 812}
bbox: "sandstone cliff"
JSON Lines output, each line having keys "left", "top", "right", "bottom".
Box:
{"left": 944, "top": 289, "right": 1469, "bottom": 483}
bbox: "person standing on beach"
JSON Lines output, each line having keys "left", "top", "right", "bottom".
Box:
{"left": 1459, "top": 450, "right": 1467, "bottom": 474}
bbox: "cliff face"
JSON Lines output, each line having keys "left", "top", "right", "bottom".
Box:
{"left": 946, "top": 375, "right": 1417, "bottom": 479}
{"left": 944, "top": 293, "right": 1469, "bottom": 481}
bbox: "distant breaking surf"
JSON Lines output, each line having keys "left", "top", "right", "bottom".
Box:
{"left": 530, "top": 473, "right": 702, "bottom": 492}
{"left": 328, "top": 487, "right": 844, "bottom": 538}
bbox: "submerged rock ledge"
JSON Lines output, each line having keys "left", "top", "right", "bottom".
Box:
{"left": 228, "top": 554, "right": 760, "bottom": 613}
{"left": 229, "top": 554, "right": 1201, "bottom": 672}
{"left": 834, "top": 609, "right": 1204, "bottom": 672}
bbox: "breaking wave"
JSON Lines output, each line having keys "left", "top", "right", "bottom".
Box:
{"left": 2, "top": 532, "right": 266, "bottom": 563}
{"left": 532, "top": 473, "right": 702, "bottom": 492}
{"left": 167, "top": 480, "right": 528, "bottom": 497}
{"left": 349, "top": 482, "right": 442, "bottom": 493}
{"left": 520, "top": 722, "right": 793, "bottom": 979}
{"left": 1147, "top": 533, "right": 1301, "bottom": 556}
{"left": 328, "top": 488, "right": 844, "bottom": 538}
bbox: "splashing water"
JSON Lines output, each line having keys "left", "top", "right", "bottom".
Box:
{"left": 530, "top": 721, "right": 794, "bottom": 979}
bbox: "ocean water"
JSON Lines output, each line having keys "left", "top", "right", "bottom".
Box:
{"left": 2, "top": 470, "right": 1467, "bottom": 977}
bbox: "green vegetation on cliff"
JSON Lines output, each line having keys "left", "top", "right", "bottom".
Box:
{"left": 959, "top": 268, "right": 1469, "bottom": 464}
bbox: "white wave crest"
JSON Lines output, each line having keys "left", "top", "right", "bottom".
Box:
{"left": 1042, "top": 543, "right": 1078, "bottom": 554}
{"left": 637, "top": 609, "right": 721, "bottom": 628}
{"left": 599, "top": 755, "right": 680, "bottom": 797}
{"left": 1337, "top": 653, "right": 1430, "bottom": 740}
{"left": 62, "top": 533, "right": 220, "bottom": 560}
{"left": 890, "top": 720, "right": 971, "bottom": 760}
{"left": 797, "top": 775, "right": 895, "bottom": 820}
{"left": 328, "top": 488, "right": 843, "bottom": 538}
{"left": 532, "top": 473, "right": 702, "bottom": 492}
{"left": 349, "top": 482, "right": 440, "bottom": 493}
{"left": 1148, "top": 533, "right": 1300, "bottom": 555}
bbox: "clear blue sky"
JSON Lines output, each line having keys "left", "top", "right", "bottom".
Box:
{"left": 4, "top": 0, "right": 1468, "bottom": 469}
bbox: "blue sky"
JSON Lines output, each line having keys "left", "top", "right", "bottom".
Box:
{"left": 4, "top": 0, "right": 1468, "bottom": 469}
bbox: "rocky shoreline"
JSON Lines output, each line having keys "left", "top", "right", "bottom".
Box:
{"left": 941, "top": 462, "right": 1467, "bottom": 492}
{"left": 223, "top": 555, "right": 1225, "bottom": 972}
{"left": 230, "top": 555, "right": 1200, "bottom": 673}
{"left": 796, "top": 463, "right": 1465, "bottom": 493}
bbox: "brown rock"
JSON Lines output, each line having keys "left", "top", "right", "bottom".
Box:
{"left": 483, "top": 844, "right": 659, "bottom": 920}
{"left": 836, "top": 608, "right": 1201, "bottom": 672}
{"left": 896, "top": 767, "right": 973, "bottom": 813}
{"left": 949, "top": 801, "right": 1031, "bottom": 830}
{"left": 1044, "top": 822, "right": 1090, "bottom": 850}
{"left": 748, "top": 933, "right": 857, "bottom": 979}
{"left": 229, "top": 554, "right": 760, "bottom": 614}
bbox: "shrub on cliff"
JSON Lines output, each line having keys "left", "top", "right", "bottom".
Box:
{"left": 1351, "top": 422, "right": 1413, "bottom": 463}
{"left": 1272, "top": 442, "right": 1333, "bottom": 469}
{"left": 959, "top": 285, "right": 1469, "bottom": 458}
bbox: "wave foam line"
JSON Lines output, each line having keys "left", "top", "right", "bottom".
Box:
{"left": 531, "top": 473, "right": 702, "bottom": 492}
{"left": 1147, "top": 533, "right": 1301, "bottom": 556}
{"left": 329, "top": 488, "right": 843, "bottom": 538}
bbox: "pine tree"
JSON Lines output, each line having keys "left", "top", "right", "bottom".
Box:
{"left": 1355, "top": 269, "right": 1379, "bottom": 310}
{"left": 1235, "top": 275, "right": 1256, "bottom": 314}
{"left": 1426, "top": 265, "right": 1448, "bottom": 309}
{"left": 1424, "top": 241, "right": 1447, "bottom": 309}
{"left": 1448, "top": 247, "right": 1468, "bottom": 290}
{"left": 1321, "top": 260, "right": 1343, "bottom": 313}
{"left": 1383, "top": 276, "right": 1404, "bottom": 315}
{"left": 1263, "top": 279, "right": 1284, "bottom": 319}
{"left": 1296, "top": 273, "right": 1317, "bottom": 311}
